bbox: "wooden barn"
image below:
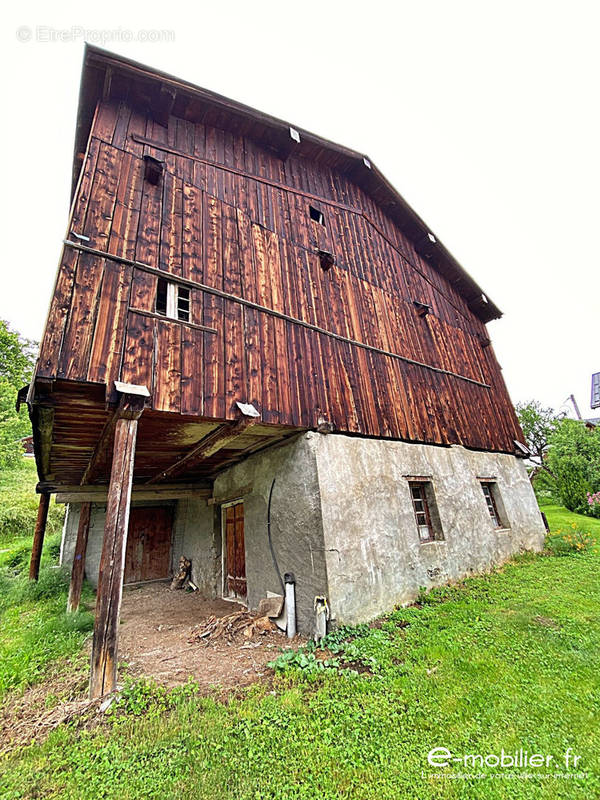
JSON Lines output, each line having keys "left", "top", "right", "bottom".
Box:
{"left": 25, "top": 46, "right": 545, "bottom": 697}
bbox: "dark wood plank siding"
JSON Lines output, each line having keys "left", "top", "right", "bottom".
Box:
{"left": 36, "top": 98, "right": 523, "bottom": 452}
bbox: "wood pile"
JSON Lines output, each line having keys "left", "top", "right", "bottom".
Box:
{"left": 188, "top": 611, "right": 277, "bottom": 645}
{"left": 170, "top": 556, "right": 192, "bottom": 590}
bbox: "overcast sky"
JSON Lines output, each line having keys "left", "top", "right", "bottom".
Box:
{"left": 3, "top": 0, "right": 598, "bottom": 418}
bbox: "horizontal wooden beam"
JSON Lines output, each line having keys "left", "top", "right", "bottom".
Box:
{"left": 62, "top": 240, "right": 491, "bottom": 389}
{"left": 146, "top": 417, "right": 256, "bottom": 484}
{"left": 39, "top": 480, "right": 211, "bottom": 494}
{"left": 131, "top": 133, "right": 364, "bottom": 215}
{"left": 207, "top": 483, "right": 253, "bottom": 506}
{"left": 56, "top": 488, "right": 211, "bottom": 504}
{"left": 127, "top": 306, "right": 218, "bottom": 335}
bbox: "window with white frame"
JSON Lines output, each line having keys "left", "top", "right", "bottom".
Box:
{"left": 155, "top": 278, "right": 191, "bottom": 322}
{"left": 480, "top": 482, "right": 506, "bottom": 529}
{"left": 408, "top": 481, "right": 443, "bottom": 543}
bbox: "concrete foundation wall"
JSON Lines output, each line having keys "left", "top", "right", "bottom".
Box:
{"left": 59, "top": 432, "right": 546, "bottom": 636}
{"left": 315, "top": 435, "right": 546, "bottom": 626}
{"left": 213, "top": 434, "right": 328, "bottom": 634}
{"left": 171, "top": 497, "right": 219, "bottom": 596}
{"left": 60, "top": 503, "right": 106, "bottom": 586}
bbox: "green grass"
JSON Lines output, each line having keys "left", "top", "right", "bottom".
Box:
{"left": 0, "top": 462, "right": 93, "bottom": 701}
{"left": 544, "top": 504, "right": 600, "bottom": 534}
{"left": 0, "top": 458, "right": 64, "bottom": 545}
{"left": 0, "top": 503, "right": 599, "bottom": 798}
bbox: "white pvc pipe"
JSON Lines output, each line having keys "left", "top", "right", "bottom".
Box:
{"left": 284, "top": 573, "right": 296, "bottom": 639}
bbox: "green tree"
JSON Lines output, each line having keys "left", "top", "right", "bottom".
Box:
{"left": 0, "top": 320, "right": 37, "bottom": 469}
{"left": 546, "top": 418, "right": 600, "bottom": 512}
{"left": 515, "top": 400, "right": 563, "bottom": 480}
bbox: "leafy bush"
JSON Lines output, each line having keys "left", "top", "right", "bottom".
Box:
{"left": 546, "top": 419, "right": 600, "bottom": 513}
{"left": 587, "top": 491, "right": 600, "bottom": 519}
{"left": 268, "top": 623, "right": 384, "bottom": 676}
{"left": 0, "top": 320, "right": 37, "bottom": 470}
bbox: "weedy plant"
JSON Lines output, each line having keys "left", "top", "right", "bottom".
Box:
{"left": 545, "top": 523, "right": 594, "bottom": 556}
{"left": 268, "top": 623, "right": 383, "bottom": 676}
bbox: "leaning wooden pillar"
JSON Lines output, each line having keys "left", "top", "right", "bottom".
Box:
{"left": 89, "top": 387, "right": 147, "bottom": 699}
{"left": 29, "top": 492, "right": 50, "bottom": 581}
{"left": 67, "top": 502, "right": 92, "bottom": 613}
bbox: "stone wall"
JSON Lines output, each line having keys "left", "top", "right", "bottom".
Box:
{"left": 171, "top": 497, "right": 219, "bottom": 596}
{"left": 59, "top": 432, "right": 545, "bottom": 636}
{"left": 315, "top": 435, "right": 546, "bottom": 626}
{"left": 212, "top": 434, "right": 328, "bottom": 633}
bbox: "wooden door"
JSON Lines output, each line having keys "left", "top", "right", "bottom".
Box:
{"left": 124, "top": 506, "right": 173, "bottom": 584}
{"left": 224, "top": 503, "right": 246, "bottom": 600}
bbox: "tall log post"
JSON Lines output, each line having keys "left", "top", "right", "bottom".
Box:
{"left": 29, "top": 492, "right": 50, "bottom": 581}
{"left": 67, "top": 502, "right": 92, "bottom": 613}
{"left": 89, "top": 391, "right": 146, "bottom": 699}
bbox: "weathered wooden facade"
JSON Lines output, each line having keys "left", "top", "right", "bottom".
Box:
{"left": 28, "top": 46, "right": 544, "bottom": 697}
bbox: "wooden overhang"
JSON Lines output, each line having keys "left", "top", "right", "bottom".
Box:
{"left": 31, "top": 379, "right": 300, "bottom": 494}
{"left": 71, "top": 44, "right": 502, "bottom": 325}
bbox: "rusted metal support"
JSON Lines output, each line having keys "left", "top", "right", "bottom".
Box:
{"left": 29, "top": 492, "right": 50, "bottom": 581}
{"left": 89, "top": 387, "right": 147, "bottom": 699}
{"left": 67, "top": 502, "right": 92, "bottom": 613}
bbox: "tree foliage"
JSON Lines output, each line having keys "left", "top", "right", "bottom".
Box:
{"left": 546, "top": 418, "right": 600, "bottom": 513}
{"left": 0, "top": 320, "right": 37, "bottom": 469}
{"left": 515, "top": 400, "right": 564, "bottom": 478}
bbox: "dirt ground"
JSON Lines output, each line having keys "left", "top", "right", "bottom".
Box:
{"left": 117, "top": 582, "right": 294, "bottom": 691}
{"left": 2, "top": 583, "right": 298, "bottom": 752}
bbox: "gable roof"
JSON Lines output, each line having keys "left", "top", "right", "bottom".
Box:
{"left": 72, "top": 44, "right": 502, "bottom": 322}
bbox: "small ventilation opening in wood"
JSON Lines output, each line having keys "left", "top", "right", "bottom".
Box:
{"left": 156, "top": 278, "right": 168, "bottom": 315}
{"left": 413, "top": 300, "right": 431, "bottom": 317}
{"left": 317, "top": 249, "right": 335, "bottom": 271}
{"left": 309, "top": 206, "right": 325, "bottom": 226}
{"left": 143, "top": 155, "right": 163, "bottom": 185}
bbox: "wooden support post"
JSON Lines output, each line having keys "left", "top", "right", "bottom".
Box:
{"left": 29, "top": 492, "right": 50, "bottom": 581}
{"left": 89, "top": 390, "right": 146, "bottom": 699}
{"left": 67, "top": 502, "right": 92, "bottom": 613}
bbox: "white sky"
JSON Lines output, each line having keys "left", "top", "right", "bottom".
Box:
{"left": 3, "top": 0, "right": 598, "bottom": 418}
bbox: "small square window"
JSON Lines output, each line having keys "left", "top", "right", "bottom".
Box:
{"left": 481, "top": 482, "right": 504, "bottom": 528}
{"left": 409, "top": 481, "right": 443, "bottom": 543}
{"left": 155, "top": 279, "right": 192, "bottom": 323}
{"left": 177, "top": 286, "right": 190, "bottom": 322}
{"left": 309, "top": 205, "right": 325, "bottom": 226}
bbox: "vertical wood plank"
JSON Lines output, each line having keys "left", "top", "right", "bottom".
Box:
{"left": 154, "top": 319, "right": 182, "bottom": 413}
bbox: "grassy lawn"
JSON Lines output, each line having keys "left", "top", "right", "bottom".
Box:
{"left": 0, "top": 459, "right": 63, "bottom": 546}
{"left": 0, "top": 461, "right": 93, "bottom": 701}
{"left": 0, "top": 477, "right": 599, "bottom": 798}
